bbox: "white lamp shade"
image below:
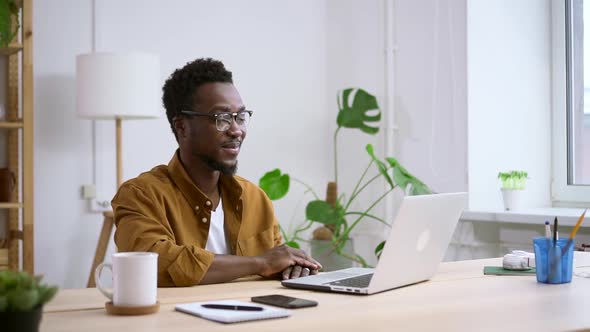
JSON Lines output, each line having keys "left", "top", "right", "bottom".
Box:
{"left": 76, "top": 52, "right": 161, "bottom": 119}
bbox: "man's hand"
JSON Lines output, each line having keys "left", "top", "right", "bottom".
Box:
{"left": 255, "top": 245, "right": 321, "bottom": 278}
{"left": 281, "top": 265, "right": 319, "bottom": 280}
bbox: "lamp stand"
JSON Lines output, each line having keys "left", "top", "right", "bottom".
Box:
{"left": 116, "top": 118, "right": 122, "bottom": 187}
{"left": 87, "top": 118, "right": 123, "bottom": 287}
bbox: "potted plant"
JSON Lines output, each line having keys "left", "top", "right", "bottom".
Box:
{"left": 498, "top": 170, "right": 528, "bottom": 211}
{"left": 259, "top": 88, "right": 431, "bottom": 270}
{"left": 0, "top": 270, "right": 58, "bottom": 332}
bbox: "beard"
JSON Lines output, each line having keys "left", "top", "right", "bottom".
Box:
{"left": 200, "top": 155, "right": 238, "bottom": 175}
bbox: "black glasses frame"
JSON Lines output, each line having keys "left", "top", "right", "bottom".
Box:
{"left": 179, "top": 109, "right": 253, "bottom": 132}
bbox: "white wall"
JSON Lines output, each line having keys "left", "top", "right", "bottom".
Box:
{"left": 35, "top": 0, "right": 331, "bottom": 288}
{"left": 393, "top": 0, "right": 468, "bottom": 196}
{"left": 35, "top": 0, "right": 98, "bottom": 288}
{"left": 323, "top": 0, "right": 387, "bottom": 266}
{"left": 467, "top": 0, "right": 552, "bottom": 210}
{"left": 31, "top": 0, "right": 469, "bottom": 288}
{"left": 319, "top": 0, "right": 468, "bottom": 266}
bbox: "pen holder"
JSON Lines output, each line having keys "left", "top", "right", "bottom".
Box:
{"left": 533, "top": 237, "right": 574, "bottom": 284}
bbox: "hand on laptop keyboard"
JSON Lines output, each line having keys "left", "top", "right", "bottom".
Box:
{"left": 255, "top": 244, "right": 322, "bottom": 279}
{"left": 282, "top": 265, "right": 319, "bottom": 279}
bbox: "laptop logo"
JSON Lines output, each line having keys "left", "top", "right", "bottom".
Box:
{"left": 416, "top": 229, "right": 431, "bottom": 252}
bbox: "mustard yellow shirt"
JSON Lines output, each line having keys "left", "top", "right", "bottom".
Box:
{"left": 112, "top": 151, "right": 282, "bottom": 287}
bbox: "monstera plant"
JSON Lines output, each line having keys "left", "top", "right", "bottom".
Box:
{"left": 259, "top": 88, "right": 431, "bottom": 270}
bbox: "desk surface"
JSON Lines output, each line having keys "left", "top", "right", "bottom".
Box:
{"left": 42, "top": 254, "right": 590, "bottom": 332}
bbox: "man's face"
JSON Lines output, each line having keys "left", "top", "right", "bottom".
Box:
{"left": 180, "top": 82, "right": 247, "bottom": 175}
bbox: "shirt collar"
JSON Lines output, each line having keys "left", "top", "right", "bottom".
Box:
{"left": 168, "top": 150, "right": 243, "bottom": 210}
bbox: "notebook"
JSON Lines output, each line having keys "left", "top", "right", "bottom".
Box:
{"left": 282, "top": 192, "right": 467, "bottom": 295}
{"left": 483, "top": 266, "right": 536, "bottom": 276}
{"left": 175, "top": 299, "right": 291, "bottom": 324}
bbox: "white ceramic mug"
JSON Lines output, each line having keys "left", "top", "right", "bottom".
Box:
{"left": 94, "top": 252, "right": 158, "bottom": 307}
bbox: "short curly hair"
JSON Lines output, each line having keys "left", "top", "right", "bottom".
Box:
{"left": 162, "top": 58, "right": 233, "bottom": 139}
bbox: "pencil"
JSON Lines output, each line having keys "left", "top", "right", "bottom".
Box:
{"left": 568, "top": 209, "right": 587, "bottom": 240}
{"left": 561, "top": 210, "right": 587, "bottom": 255}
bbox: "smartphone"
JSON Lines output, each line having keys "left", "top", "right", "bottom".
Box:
{"left": 251, "top": 294, "right": 318, "bottom": 309}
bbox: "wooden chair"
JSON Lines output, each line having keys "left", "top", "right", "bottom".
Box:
{"left": 87, "top": 211, "right": 114, "bottom": 287}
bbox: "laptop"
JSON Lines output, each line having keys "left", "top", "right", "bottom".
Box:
{"left": 281, "top": 192, "right": 467, "bottom": 295}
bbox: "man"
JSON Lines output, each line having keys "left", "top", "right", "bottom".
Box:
{"left": 112, "top": 58, "right": 320, "bottom": 287}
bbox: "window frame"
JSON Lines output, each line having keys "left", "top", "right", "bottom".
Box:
{"left": 552, "top": 0, "right": 590, "bottom": 205}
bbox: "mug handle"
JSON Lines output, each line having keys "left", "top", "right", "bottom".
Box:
{"left": 94, "top": 262, "right": 114, "bottom": 301}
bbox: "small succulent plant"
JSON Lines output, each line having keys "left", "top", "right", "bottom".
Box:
{"left": 498, "top": 170, "right": 529, "bottom": 190}
{"left": 0, "top": 270, "right": 58, "bottom": 312}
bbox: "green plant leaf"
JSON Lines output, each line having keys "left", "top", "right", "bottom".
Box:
{"left": 38, "top": 285, "right": 58, "bottom": 306}
{"left": 0, "top": 294, "right": 7, "bottom": 311}
{"left": 285, "top": 240, "right": 301, "bottom": 249}
{"left": 0, "top": 270, "right": 58, "bottom": 311}
{"left": 259, "top": 169, "right": 290, "bottom": 200}
{"left": 365, "top": 144, "right": 394, "bottom": 188}
{"left": 336, "top": 88, "right": 381, "bottom": 134}
{"left": 0, "top": 0, "right": 19, "bottom": 48}
{"left": 498, "top": 170, "right": 528, "bottom": 189}
{"left": 386, "top": 157, "right": 432, "bottom": 195}
{"left": 9, "top": 288, "right": 38, "bottom": 311}
{"left": 305, "top": 200, "right": 343, "bottom": 226}
{"left": 374, "top": 241, "right": 385, "bottom": 259}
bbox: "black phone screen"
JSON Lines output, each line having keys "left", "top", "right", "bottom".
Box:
{"left": 251, "top": 294, "right": 318, "bottom": 309}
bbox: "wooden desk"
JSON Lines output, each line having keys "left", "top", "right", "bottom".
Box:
{"left": 42, "top": 254, "right": 590, "bottom": 331}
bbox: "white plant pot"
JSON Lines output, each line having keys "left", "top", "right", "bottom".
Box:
{"left": 501, "top": 188, "right": 524, "bottom": 211}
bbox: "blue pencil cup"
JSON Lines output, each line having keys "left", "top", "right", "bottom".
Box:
{"left": 533, "top": 237, "right": 574, "bottom": 284}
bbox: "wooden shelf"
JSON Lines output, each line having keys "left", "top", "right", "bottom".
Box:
{"left": 0, "top": 120, "right": 24, "bottom": 129}
{"left": 0, "top": 249, "right": 7, "bottom": 266}
{"left": 1, "top": 0, "right": 33, "bottom": 273}
{"left": 0, "top": 43, "right": 23, "bottom": 56}
{"left": 0, "top": 202, "right": 24, "bottom": 209}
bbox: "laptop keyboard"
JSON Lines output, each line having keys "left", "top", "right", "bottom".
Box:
{"left": 326, "top": 273, "right": 374, "bottom": 288}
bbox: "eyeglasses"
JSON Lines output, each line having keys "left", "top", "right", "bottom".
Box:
{"left": 179, "top": 109, "right": 253, "bottom": 132}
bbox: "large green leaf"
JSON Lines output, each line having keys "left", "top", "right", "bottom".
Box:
{"left": 337, "top": 88, "right": 381, "bottom": 134}
{"left": 386, "top": 157, "right": 432, "bottom": 195}
{"left": 365, "top": 144, "right": 394, "bottom": 188}
{"left": 305, "top": 200, "right": 344, "bottom": 226}
{"left": 259, "top": 169, "right": 290, "bottom": 200}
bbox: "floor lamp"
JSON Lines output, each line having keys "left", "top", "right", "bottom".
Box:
{"left": 76, "top": 53, "right": 160, "bottom": 287}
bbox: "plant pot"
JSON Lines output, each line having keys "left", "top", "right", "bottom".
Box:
{"left": 0, "top": 305, "right": 43, "bottom": 332}
{"left": 501, "top": 188, "right": 524, "bottom": 211}
{"left": 310, "top": 239, "right": 354, "bottom": 272}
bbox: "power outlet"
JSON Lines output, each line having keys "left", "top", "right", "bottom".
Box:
{"left": 81, "top": 184, "right": 97, "bottom": 199}
{"left": 90, "top": 199, "right": 112, "bottom": 213}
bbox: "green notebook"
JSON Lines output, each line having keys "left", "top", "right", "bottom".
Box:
{"left": 483, "top": 266, "right": 536, "bottom": 276}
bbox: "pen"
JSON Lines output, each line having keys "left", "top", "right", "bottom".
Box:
{"left": 553, "top": 217, "right": 559, "bottom": 243}
{"left": 545, "top": 221, "right": 551, "bottom": 239}
{"left": 202, "top": 304, "right": 263, "bottom": 311}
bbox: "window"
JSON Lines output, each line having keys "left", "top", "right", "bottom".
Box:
{"left": 552, "top": 0, "right": 590, "bottom": 204}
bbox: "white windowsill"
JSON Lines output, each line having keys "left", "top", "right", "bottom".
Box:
{"left": 461, "top": 208, "right": 588, "bottom": 227}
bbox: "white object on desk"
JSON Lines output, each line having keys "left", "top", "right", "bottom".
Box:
{"left": 502, "top": 250, "right": 535, "bottom": 270}
{"left": 175, "top": 300, "right": 291, "bottom": 324}
{"left": 94, "top": 252, "right": 158, "bottom": 307}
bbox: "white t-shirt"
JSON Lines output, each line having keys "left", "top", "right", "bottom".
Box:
{"left": 205, "top": 197, "right": 230, "bottom": 254}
